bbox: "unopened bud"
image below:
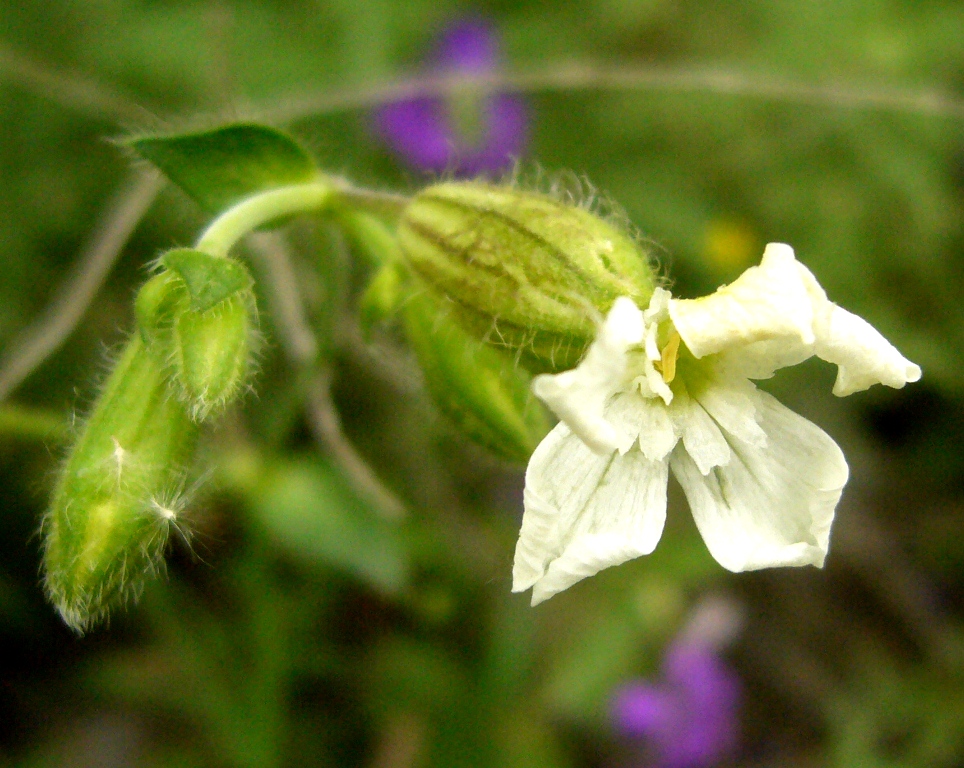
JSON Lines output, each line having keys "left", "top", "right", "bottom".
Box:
{"left": 137, "top": 249, "right": 256, "bottom": 421}
{"left": 403, "top": 291, "right": 550, "bottom": 463}
{"left": 42, "top": 337, "right": 197, "bottom": 633}
{"left": 398, "top": 182, "right": 657, "bottom": 372}
{"left": 359, "top": 261, "right": 406, "bottom": 334}
{"left": 135, "top": 270, "right": 186, "bottom": 347}
{"left": 173, "top": 291, "right": 253, "bottom": 420}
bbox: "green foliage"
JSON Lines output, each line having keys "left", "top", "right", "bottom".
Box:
{"left": 126, "top": 123, "right": 318, "bottom": 214}
{"left": 3, "top": 1, "right": 964, "bottom": 766}
{"left": 248, "top": 457, "right": 409, "bottom": 595}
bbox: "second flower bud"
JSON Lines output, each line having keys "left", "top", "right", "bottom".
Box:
{"left": 136, "top": 248, "right": 256, "bottom": 421}
{"left": 397, "top": 182, "right": 658, "bottom": 372}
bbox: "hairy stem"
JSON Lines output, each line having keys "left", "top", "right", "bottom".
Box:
{"left": 196, "top": 181, "right": 336, "bottom": 258}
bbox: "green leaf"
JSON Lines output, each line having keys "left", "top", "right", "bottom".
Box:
{"left": 126, "top": 123, "right": 318, "bottom": 213}
{"left": 250, "top": 457, "right": 408, "bottom": 595}
{"left": 162, "top": 248, "right": 254, "bottom": 312}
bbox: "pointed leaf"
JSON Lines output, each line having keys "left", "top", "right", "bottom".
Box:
{"left": 126, "top": 123, "right": 318, "bottom": 213}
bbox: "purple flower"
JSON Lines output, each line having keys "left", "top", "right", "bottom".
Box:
{"left": 373, "top": 19, "right": 527, "bottom": 176}
{"left": 611, "top": 600, "right": 742, "bottom": 768}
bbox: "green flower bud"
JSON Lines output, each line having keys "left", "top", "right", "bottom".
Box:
{"left": 137, "top": 249, "right": 257, "bottom": 422}
{"left": 173, "top": 291, "right": 253, "bottom": 421}
{"left": 402, "top": 291, "right": 550, "bottom": 464}
{"left": 42, "top": 336, "right": 198, "bottom": 633}
{"left": 397, "top": 182, "right": 657, "bottom": 372}
{"left": 359, "top": 261, "right": 406, "bottom": 335}
{"left": 135, "top": 270, "right": 187, "bottom": 348}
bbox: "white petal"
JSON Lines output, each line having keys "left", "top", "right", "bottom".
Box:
{"left": 793, "top": 263, "right": 922, "bottom": 395}
{"left": 634, "top": 396, "right": 679, "bottom": 462}
{"left": 532, "top": 297, "right": 645, "bottom": 454}
{"left": 670, "top": 387, "right": 848, "bottom": 572}
{"left": 672, "top": 393, "right": 731, "bottom": 475}
{"left": 668, "top": 243, "right": 814, "bottom": 359}
{"left": 513, "top": 421, "right": 669, "bottom": 605}
{"left": 603, "top": 390, "right": 656, "bottom": 455}
{"left": 694, "top": 377, "right": 767, "bottom": 449}
{"left": 715, "top": 337, "right": 813, "bottom": 380}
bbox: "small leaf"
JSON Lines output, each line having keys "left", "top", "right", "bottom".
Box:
{"left": 126, "top": 123, "right": 318, "bottom": 213}
{"left": 250, "top": 458, "right": 409, "bottom": 595}
{"left": 163, "top": 248, "right": 254, "bottom": 312}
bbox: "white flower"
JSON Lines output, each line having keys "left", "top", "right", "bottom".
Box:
{"left": 513, "top": 243, "right": 921, "bottom": 606}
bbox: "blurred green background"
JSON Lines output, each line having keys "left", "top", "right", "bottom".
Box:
{"left": 1, "top": 1, "right": 964, "bottom": 766}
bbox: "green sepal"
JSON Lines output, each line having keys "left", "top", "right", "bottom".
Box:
{"left": 134, "top": 270, "right": 187, "bottom": 347}
{"left": 398, "top": 182, "right": 658, "bottom": 372}
{"left": 162, "top": 248, "right": 254, "bottom": 312}
{"left": 42, "top": 337, "right": 198, "bottom": 633}
{"left": 402, "top": 292, "right": 550, "bottom": 464}
{"left": 134, "top": 255, "right": 256, "bottom": 421}
{"left": 125, "top": 123, "right": 318, "bottom": 214}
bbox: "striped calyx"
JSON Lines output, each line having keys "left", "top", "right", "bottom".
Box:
{"left": 42, "top": 337, "right": 198, "bottom": 633}
{"left": 397, "top": 182, "right": 657, "bottom": 373}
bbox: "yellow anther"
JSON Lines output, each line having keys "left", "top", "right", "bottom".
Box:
{"left": 660, "top": 332, "right": 681, "bottom": 384}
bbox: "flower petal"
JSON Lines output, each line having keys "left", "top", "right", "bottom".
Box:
{"left": 670, "top": 387, "right": 848, "bottom": 572}
{"left": 633, "top": 395, "right": 679, "bottom": 462}
{"left": 611, "top": 683, "right": 675, "bottom": 737}
{"left": 532, "top": 297, "right": 644, "bottom": 454}
{"left": 693, "top": 377, "right": 767, "bottom": 449}
{"left": 672, "top": 393, "right": 731, "bottom": 475}
{"left": 715, "top": 337, "right": 813, "bottom": 380}
{"left": 513, "top": 421, "right": 669, "bottom": 605}
{"left": 668, "top": 243, "right": 814, "bottom": 359}
{"left": 793, "top": 262, "right": 922, "bottom": 396}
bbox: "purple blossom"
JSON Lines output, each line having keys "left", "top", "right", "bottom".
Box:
{"left": 611, "top": 600, "right": 742, "bottom": 768}
{"left": 373, "top": 19, "right": 527, "bottom": 176}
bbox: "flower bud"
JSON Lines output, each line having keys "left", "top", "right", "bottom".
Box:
{"left": 42, "top": 337, "right": 198, "bottom": 633}
{"left": 359, "top": 261, "right": 406, "bottom": 335}
{"left": 397, "top": 182, "right": 657, "bottom": 372}
{"left": 135, "top": 270, "right": 187, "bottom": 348}
{"left": 402, "top": 291, "right": 550, "bottom": 463}
{"left": 173, "top": 291, "right": 253, "bottom": 420}
{"left": 137, "top": 249, "right": 257, "bottom": 421}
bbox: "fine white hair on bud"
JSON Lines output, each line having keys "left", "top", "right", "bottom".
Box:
{"left": 42, "top": 335, "right": 199, "bottom": 634}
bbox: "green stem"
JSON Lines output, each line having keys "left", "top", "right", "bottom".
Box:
{"left": 0, "top": 403, "right": 67, "bottom": 441}
{"left": 335, "top": 187, "right": 410, "bottom": 220}
{"left": 196, "top": 181, "right": 336, "bottom": 258}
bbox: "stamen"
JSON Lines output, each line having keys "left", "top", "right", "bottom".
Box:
{"left": 660, "top": 332, "right": 681, "bottom": 384}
